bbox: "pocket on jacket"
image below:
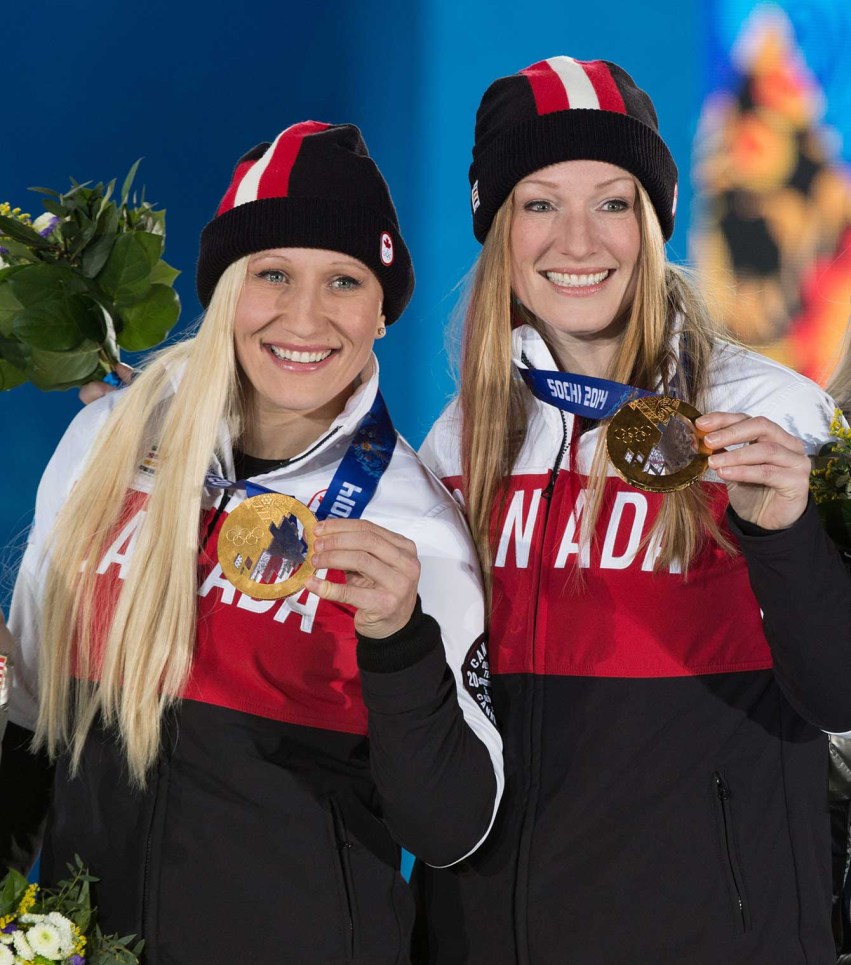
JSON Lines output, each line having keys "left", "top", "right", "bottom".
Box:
{"left": 328, "top": 795, "right": 359, "bottom": 959}
{"left": 713, "top": 771, "right": 751, "bottom": 934}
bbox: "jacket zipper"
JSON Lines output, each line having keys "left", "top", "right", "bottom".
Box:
{"left": 329, "top": 797, "right": 356, "bottom": 958}
{"left": 522, "top": 348, "right": 569, "bottom": 504}
{"left": 714, "top": 772, "right": 748, "bottom": 932}
{"left": 514, "top": 409, "right": 568, "bottom": 963}
{"left": 279, "top": 425, "right": 342, "bottom": 468}
{"left": 141, "top": 757, "right": 165, "bottom": 959}
{"left": 542, "top": 412, "right": 569, "bottom": 501}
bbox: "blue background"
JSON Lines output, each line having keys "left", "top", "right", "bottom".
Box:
{"left": 0, "top": 0, "right": 702, "bottom": 592}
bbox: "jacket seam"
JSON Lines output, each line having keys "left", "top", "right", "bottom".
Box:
{"left": 779, "top": 698, "right": 813, "bottom": 963}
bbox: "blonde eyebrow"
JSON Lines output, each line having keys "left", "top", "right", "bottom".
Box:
{"left": 518, "top": 176, "right": 634, "bottom": 190}
{"left": 248, "top": 252, "right": 365, "bottom": 271}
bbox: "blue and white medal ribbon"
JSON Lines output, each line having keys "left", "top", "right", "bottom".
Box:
{"left": 518, "top": 367, "right": 654, "bottom": 419}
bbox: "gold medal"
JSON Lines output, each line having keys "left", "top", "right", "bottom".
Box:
{"left": 217, "top": 493, "right": 316, "bottom": 600}
{"left": 606, "top": 396, "right": 712, "bottom": 493}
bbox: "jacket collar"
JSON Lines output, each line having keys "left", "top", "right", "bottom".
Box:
{"left": 511, "top": 322, "right": 682, "bottom": 395}
{"left": 511, "top": 324, "right": 560, "bottom": 372}
{"left": 211, "top": 354, "right": 382, "bottom": 482}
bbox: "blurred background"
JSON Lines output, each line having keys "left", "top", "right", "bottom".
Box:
{"left": 1, "top": 0, "right": 850, "bottom": 600}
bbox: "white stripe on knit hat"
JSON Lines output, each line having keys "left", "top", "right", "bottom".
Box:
{"left": 233, "top": 130, "right": 285, "bottom": 207}
{"left": 546, "top": 56, "right": 600, "bottom": 109}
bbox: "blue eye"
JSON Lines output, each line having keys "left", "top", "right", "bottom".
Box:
{"left": 331, "top": 275, "right": 362, "bottom": 290}
{"left": 602, "top": 199, "right": 630, "bottom": 213}
{"left": 523, "top": 200, "right": 555, "bottom": 213}
{"left": 257, "top": 268, "right": 287, "bottom": 283}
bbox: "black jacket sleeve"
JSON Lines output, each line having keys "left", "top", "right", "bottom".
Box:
{"left": 729, "top": 500, "right": 851, "bottom": 732}
{"left": 357, "top": 598, "right": 500, "bottom": 868}
{"left": 0, "top": 721, "right": 54, "bottom": 874}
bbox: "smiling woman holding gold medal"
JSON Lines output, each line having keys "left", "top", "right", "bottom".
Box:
{"left": 0, "top": 122, "right": 503, "bottom": 964}
{"left": 417, "top": 57, "right": 851, "bottom": 963}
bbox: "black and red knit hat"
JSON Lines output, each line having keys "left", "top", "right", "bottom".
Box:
{"left": 469, "top": 56, "right": 678, "bottom": 242}
{"left": 197, "top": 121, "right": 414, "bottom": 323}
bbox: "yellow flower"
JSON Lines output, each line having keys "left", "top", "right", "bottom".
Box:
{"left": 16, "top": 884, "right": 38, "bottom": 917}
{"left": 0, "top": 202, "right": 32, "bottom": 225}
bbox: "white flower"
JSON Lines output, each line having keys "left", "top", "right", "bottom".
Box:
{"left": 11, "top": 929, "right": 32, "bottom": 959}
{"left": 0, "top": 943, "right": 13, "bottom": 965}
{"left": 31, "top": 212, "right": 60, "bottom": 239}
{"left": 18, "top": 912, "right": 74, "bottom": 958}
{"left": 26, "top": 919, "right": 63, "bottom": 959}
{"left": 46, "top": 913, "right": 75, "bottom": 953}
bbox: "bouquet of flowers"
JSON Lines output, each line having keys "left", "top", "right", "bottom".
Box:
{"left": 810, "top": 408, "right": 851, "bottom": 551}
{"left": 0, "top": 858, "right": 141, "bottom": 965}
{"left": 0, "top": 161, "right": 179, "bottom": 391}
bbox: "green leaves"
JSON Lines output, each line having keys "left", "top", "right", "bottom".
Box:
{"left": 97, "top": 231, "right": 163, "bottom": 301}
{"left": 0, "top": 268, "right": 25, "bottom": 334}
{"left": 7, "top": 262, "right": 87, "bottom": 304}
{"left": 13, "top": 298, "right": 95, "bottom": 350}
{"left": 118, "top": 284, "right": 179, "bottom": 350}
{"left": 0, "top": 358, "right": 27, "bottom": 390}
{"left": 0, "top": 161, "right": 181, "bottom": 390}
{"left": 149, "top": 257, "right": 179, "bottom": 286}
{"left": 0, "top": 214, "right": 51, "bottom": 248}
{"left": 120, "top": 158, "right": 141, "bottom": 207}
{"left": 29, "top": 343, "right": 103, "bottom": 389}
{"left": 0, "top": 866, "right": 28, "bottom": 916}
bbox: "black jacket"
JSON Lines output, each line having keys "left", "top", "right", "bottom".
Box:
{"left": 1, "top": 374, "right": 504, "bottom": 964}
{"left": 418, "top": 328, "right": 851, "bottom": 964}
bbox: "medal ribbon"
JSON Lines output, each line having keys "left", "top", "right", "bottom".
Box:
{"left": 519, "top": 366, "right": 654, "bottom": 420}
{"left": 205, "top": 390, "right": 397, "bottom": 523}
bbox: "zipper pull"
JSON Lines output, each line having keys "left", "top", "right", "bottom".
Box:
{"left": 715, "top": 773, "right": 730, "bottom": 800}
{"left": 542, "top": 469, "right": 558, "bottom": 501}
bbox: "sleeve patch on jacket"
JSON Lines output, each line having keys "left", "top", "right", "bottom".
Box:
{"left": 463, "top": 635, "right": 495, "bottom": 725}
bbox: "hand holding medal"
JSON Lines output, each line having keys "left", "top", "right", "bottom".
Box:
{"left": 696, "top": 411, "right": 812, "bottom": 530}
{"left": 306, "top": 518, "right": 421, "bottom": 639}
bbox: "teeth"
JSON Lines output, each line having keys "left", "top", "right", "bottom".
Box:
{"left": 545, "top": 270, "right": 610, "bottom": 287}
{"left": 269, "top": 346, "right": 332, "bottom": 363}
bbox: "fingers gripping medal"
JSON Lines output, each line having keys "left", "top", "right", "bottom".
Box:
{"left": 218, "top": 493, "right": 316, "bottom": 600}
{"left": 606, "top": 397, "right": 713, "bottom": 493}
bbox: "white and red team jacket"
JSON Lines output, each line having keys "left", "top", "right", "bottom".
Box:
{"left": 416, "top": 324, "right": 851, "bottom": 965}
{"left": 1, "top": 359, "right": 504, "bottom": 965}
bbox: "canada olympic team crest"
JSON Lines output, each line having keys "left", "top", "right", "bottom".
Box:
{"left": 463, "top": 634, "right": 495, "bottom": 725}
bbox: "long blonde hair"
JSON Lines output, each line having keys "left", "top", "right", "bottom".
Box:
{"left": 36, "top": 257, "right": 248, "bottom": 785}
{"left": 460, "top": 183, "right": 735, "bottom": 597}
